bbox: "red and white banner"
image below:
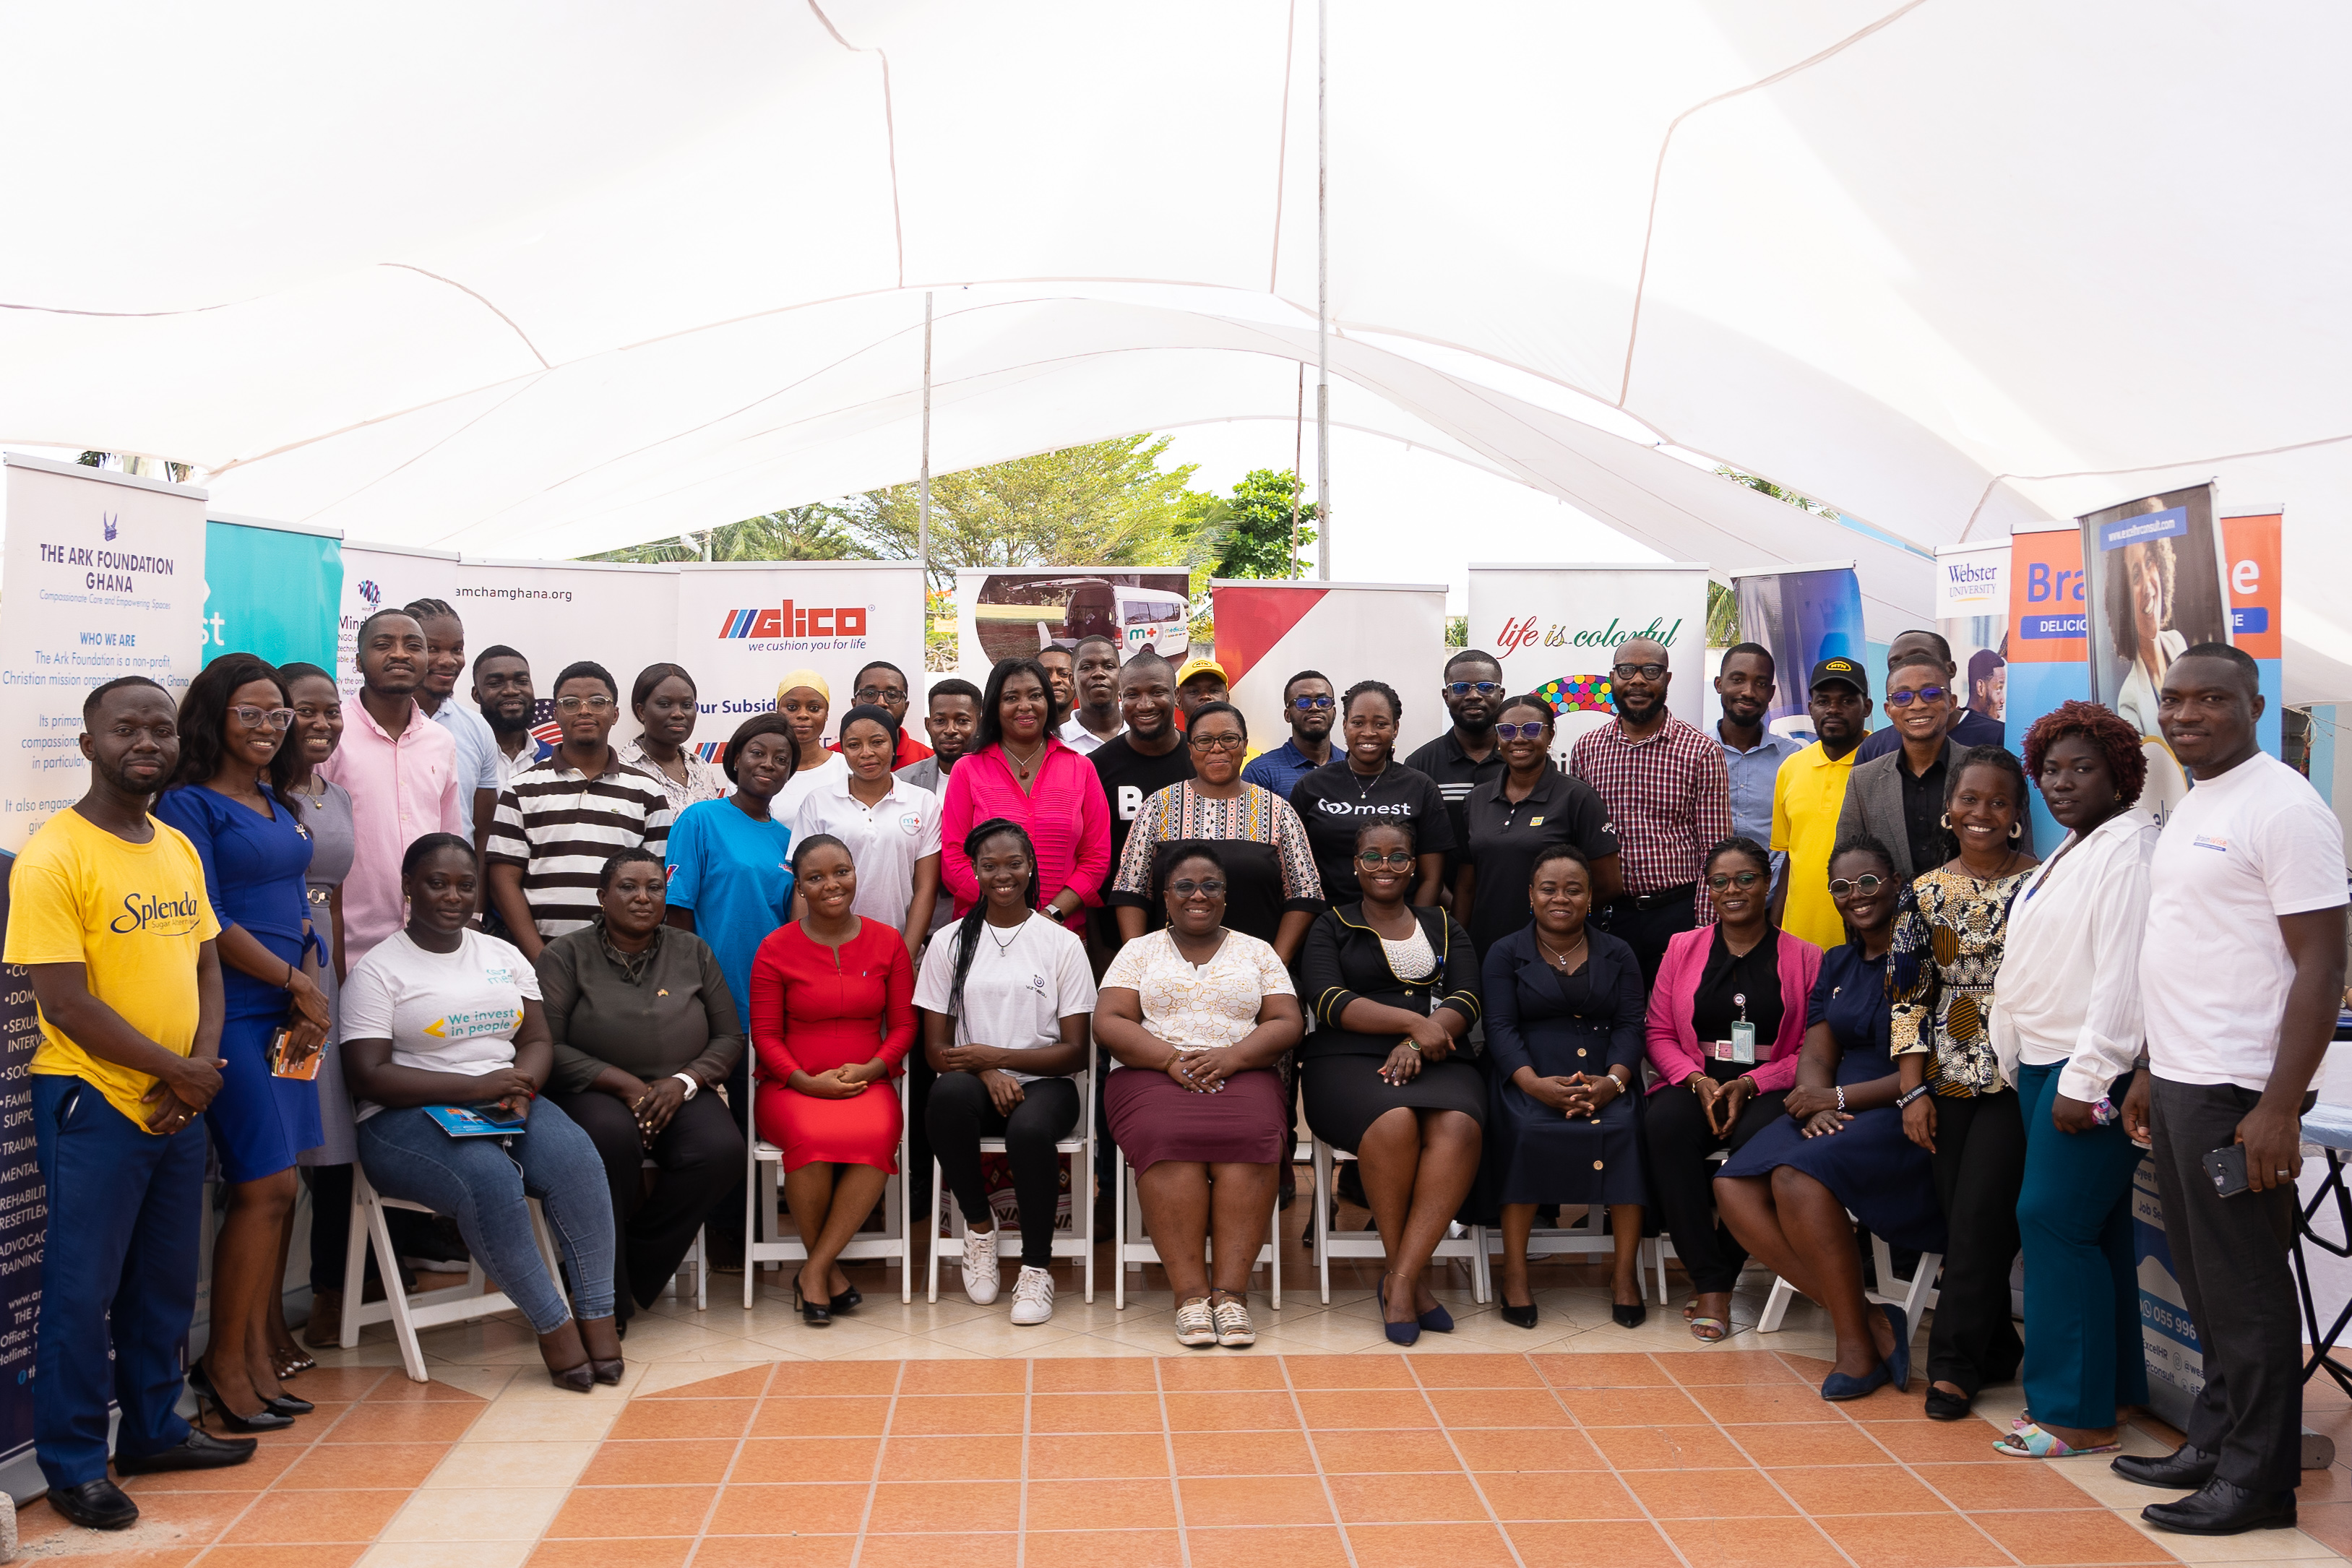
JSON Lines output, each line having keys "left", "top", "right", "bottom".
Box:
{"left": 1210, "top": 580, "right": 1449, "bottom": 757}
{"left": 676, "top": 562, "right": 927, "bottom": 756}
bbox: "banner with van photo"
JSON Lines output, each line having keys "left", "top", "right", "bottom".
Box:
{"left": 1210, "top": 580, "right": 1449, "bottom": 758}
{"left": 454, "top": 559, "right": 680, "bottom": 749}
{"left": 1466, "top": 562, "right": 1710, "bottom": 760}
{"left": 2080, "top": 483, "right": 2233, "bottom": 822}
{"left": 1934, "top": 540, "right": 2011, "bottom": 743}
{"left": 954, "top": 568, "right": 1192, "bottom": 674}
{"left": 1728, "top": 561, "right": 1865, "bottom": 745}
{"left": 677, "top": 561, "right": 928, "bottom": 758}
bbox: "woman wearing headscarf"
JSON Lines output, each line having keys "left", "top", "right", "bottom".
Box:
{"left": 773, "top": 668, "right": 848, "bottom": 821}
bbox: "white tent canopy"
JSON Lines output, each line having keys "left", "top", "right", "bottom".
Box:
{"left": 6, "top": 1, "right": 2348, "bottom": 691}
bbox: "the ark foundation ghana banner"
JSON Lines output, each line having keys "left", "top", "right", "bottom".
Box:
{"left": 1466, "top": 563, "right": 1710, "bottom": 762}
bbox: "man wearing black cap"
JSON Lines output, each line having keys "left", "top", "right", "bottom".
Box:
{"left": 1768, "top": 657, "right": 1871, "bottom": 949}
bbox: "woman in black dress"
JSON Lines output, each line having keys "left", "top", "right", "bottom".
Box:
{"left": 1483, "top": 845, "right": 1648, "bottom": 1331}
{"left": 1454, "top": 695, "right": 1621, "bottom": 957}
{"left": 1716, "top": 835, "right": 1945, "bottom": 1399}
{"left": 1297, "top": 821, "right": 1483, "bottom": 1346}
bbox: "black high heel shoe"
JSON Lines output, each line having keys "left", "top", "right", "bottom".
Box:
{"left": 186, "top": 1363, "right": 295, "bottom": 1433}
{"left": 796, "top": 1283, "right": 832, "bottom": 1327}
{"left": 546, "top": 1360, "right": 595, "bottom": 1394}
{"left": 830, "top": 1283, "right": 862, "bottom": 1314}
{"left": 1500, "top": 1298, "right": 1539, "bottom": 1330}
{"left": 264, "top": 1392, "right": 316, "bottom": 1416}
{"left": 590, "top": 1358, "right": 626, "bottom": 1386}
{"left": 1611, "top": 1301, "right": 1647, "bottom": 1328}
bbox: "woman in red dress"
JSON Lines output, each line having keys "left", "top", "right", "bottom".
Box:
{"left": 749, "top": 834, "right": 916, "bottom": 1324}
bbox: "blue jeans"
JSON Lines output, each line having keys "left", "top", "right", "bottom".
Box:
{"left": 356, "top": 1098, "right": 616, "bottom": 1333}
{"left": 2017, "top": 1059, "right": 2148, "bottom": 1429}
{"left": 31, "top": 1074, "right": 205, "bottom": 1487}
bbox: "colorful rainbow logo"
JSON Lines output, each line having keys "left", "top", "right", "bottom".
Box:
{"left": 1535, "top": 673, "right": 1614, "bottom": 715}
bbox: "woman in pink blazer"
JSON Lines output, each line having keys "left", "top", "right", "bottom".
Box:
{"left": 1642, "top": 835, "right": 1822, "bottom": 1343}
{"left": 938, "top": 658, "right": 1112, "bottom": 930}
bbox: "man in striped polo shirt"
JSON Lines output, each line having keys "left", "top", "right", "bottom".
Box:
{"left": 486, "top": 660, "right": 674, "bottom": 962}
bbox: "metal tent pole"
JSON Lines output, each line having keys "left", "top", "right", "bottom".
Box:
{"left": 919, "top": 292, "right": 933, "bottom": 583}
{"left": 1315, "top": 0, "right": 1330, "bottom": 581}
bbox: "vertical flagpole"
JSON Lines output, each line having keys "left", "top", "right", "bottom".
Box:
{"left": 920, "top": 291, "right": 933, "bottom": 592}
{"left": 1314, "top": 0, "right": 1330, "bottom": 582}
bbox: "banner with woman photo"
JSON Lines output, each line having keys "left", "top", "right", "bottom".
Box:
{"left": 1728, "top": 561, "right": 1866, "bottom": 744}
{"left": 1934, "top": 541, "right": 2010, "bottom": 738}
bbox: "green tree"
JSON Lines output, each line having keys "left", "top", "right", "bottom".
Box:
{"left": 1707, "top": 580, "right": 1741, "bottom": 647}
{"left": 588, "top": 503, "right": 874, "bottom": 564}
{"left": 1199, "top": 468, "right": 1318, "bottom": 580}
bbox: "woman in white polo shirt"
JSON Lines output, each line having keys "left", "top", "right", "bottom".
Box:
{"left": 916, "top": 819, "right": 1095, "bottom": 1325}
{"left": 791, "top": 705, "right": 942, "bottom": 959}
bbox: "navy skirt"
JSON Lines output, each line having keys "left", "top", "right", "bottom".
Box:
{"left": 1718, "top": 1103, "right": 1947, "bottom": 1253}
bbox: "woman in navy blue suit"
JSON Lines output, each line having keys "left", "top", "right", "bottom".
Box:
{"left": 1482, "top": 844, "right": 1649, "bottom": 1331}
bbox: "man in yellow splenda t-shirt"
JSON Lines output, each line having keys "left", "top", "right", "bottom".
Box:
{"left": 2, "top": 676, "right": 253, "bottom": 1530}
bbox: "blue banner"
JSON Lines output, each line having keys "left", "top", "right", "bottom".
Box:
{"left": 1733, "top": 565, "right": 1867, "bottom": 743}
{"left": 203, "top": 521, "right": 343, "bottom": 671}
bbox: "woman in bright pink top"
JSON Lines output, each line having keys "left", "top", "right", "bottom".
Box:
{"left": 749, "top": 835, "right": 917, "bottom": 1323}
{"left": 939, "top": 658, "right": 1112, "bottom": 926}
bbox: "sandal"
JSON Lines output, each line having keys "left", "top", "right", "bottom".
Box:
{"left": 1687, "top": 1315, "right": 1728, "bottom": 1344}
{"left": 1995, "top": 1422, "right": 2120, "bottom": 1458}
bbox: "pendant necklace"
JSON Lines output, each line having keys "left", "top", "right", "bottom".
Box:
{"left": 1004, "top": 739, "right": 1046, "bottom": 781}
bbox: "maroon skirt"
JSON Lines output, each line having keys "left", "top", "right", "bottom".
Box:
{"left": 1106, "top": 1064, "right": 1288, "bottom": 1170}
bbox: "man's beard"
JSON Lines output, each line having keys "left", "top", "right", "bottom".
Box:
{"left": 486, "top": 707, "right": 533, "bottom": 737}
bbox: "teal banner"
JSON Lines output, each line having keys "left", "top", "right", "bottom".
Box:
{"left": 203, "top": 520, "right": 342, "bottom": 670}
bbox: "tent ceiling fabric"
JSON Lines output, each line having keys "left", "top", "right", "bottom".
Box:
{"left": 4, "top": 1, "right": 2347, "bottom": 691}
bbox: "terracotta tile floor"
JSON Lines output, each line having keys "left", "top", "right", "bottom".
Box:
{"left": 14, "top": 1198, "right": 2352, "bottom": 1567}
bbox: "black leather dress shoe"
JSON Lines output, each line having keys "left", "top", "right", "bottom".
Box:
{"left": 48, "top": 1478, "right": 138, "bottom": 1530}
{"left": 2142, "top": 1478, "right": 2298, "bottom": 1535}
{"left": 114, "top": 1430, "right": 259, "bottom": 1474}
{"left": 2112, "top": 1444, "right": 2221, "bottom": 1490}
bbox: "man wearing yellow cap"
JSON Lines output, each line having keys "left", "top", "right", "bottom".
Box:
{"left": 1770, "top": 657, "right": 1871, "bottom": 949}
{"left": 1173, "top": 657, "right": 1258, "bottom": 765}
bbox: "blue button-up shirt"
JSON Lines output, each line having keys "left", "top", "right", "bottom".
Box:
{"left": 1241, "top": 737, "right": 1331, "bottom": 802}
{"left": 1715, "top": 725, "right": 1805, "bottom": 860}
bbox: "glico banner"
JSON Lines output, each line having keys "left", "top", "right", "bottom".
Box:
{"left": 1728, "top": 561, "right": 1865, "bottom": 743}
{"left": 678, "top": 563, "right": 928, "bottom": 754}
{"left": 1467, "top": 563, "right": 1710, "bottom": 757}
{"left": 1934, "top": 541, "right": 2010, "bottom": 739}
{"left": 1210, "top": 580, "right": 1450, "bottom": 757}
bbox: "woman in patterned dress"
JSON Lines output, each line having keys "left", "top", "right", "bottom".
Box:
{"left": 1890, "top": 744, "right": 2040, "bottom": 1421}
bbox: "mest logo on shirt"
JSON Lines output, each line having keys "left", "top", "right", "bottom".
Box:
{"left": 110, "top": 890, "right": 206, "bottom": 935}
{"left": 1314, "top": 799, "right": 1413, "bottom": 818}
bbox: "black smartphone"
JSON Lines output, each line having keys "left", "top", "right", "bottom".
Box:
{"left": 2201, "top": 1143, "right": 2251, "bottom": 1197}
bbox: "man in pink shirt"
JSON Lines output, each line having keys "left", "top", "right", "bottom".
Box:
{"left": 319, "top": 608, "right": 464, "bottom": 962}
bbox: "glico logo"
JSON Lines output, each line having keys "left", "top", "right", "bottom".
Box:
{"left": 718, "top": 600, "right": 867, "bottom": 639}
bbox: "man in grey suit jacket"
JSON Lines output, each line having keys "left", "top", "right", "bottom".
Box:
{"left": 1837, "top": 653, "right": 2030, "bottom": 881}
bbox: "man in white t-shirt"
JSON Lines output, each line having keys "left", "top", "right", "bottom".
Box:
{"left": 2121, "top": 644, "right": 2348, "bottom": 1535}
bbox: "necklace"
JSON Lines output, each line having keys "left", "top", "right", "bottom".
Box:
{"left": 1533, "top": 930, "right": 1588, "bottom": 973}
{"left": 1349, "top": 761, "right": 1388, "bottom": 800}
{"left": 986, "top": 918, "right": 1025, "bottom": 955}
{"left": 290, "top": 772, "right": 327, "bottom": 807}
{"left": 1003, "top": 738, "right": 1046, "bottom": 780}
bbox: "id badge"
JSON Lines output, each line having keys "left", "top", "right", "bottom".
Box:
{"left": 1728, "top": 1021, "right": 1757, "bottom": 1064}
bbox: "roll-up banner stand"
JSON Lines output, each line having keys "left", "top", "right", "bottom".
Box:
{"left": 455, "top": 559, "right": 681, "bottom": 749}
{"left": 953, "top": 568, "right": 1194, "bottom": 677}
{"left": 0, "top": 452, "right": 210, "bottom": 1502}
{"left": 1934, "top": 541, "right": 2012, "bottom": 745}
{"left": 679, "top": 562, "right": 929, "bottom": 757}
{"left": 1466, "top": 562, "right": 1710, "bottom": 762}
{"left": 1728, "top": 561, "right": 1864, "bottom": 744}
{"left": 2004, "top": 522, "right": 2091, "bottom": 850}
{"left": 204, "top": 513, "right": 343, "bottom": 673}
{"left": 335, "top": 543, "right": 459, "bottom": 701}
{"left": 1210, "top": 580, "right": 1450, "bottom": 757}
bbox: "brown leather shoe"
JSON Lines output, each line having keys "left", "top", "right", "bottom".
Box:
{"left": 303, "top": 1291, "right": 343, "bottom": 1349}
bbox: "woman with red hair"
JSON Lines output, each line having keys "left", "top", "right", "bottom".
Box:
{"left": 1988, "top": 701, "right": 2156, "bottom": 1457}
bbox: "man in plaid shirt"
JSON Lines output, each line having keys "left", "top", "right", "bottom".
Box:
{"left": 1569, "top": 637, "right": 1732, "bottom": 986}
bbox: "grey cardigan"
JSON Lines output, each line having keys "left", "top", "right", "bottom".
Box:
{"left": 1835, "top": 736, "right": 2034, "bottom": 884}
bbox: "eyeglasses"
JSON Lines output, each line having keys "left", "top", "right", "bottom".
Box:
{"left": 1494, "top": 721, "right": 1548, "bottom": 740}
{"left": 1166, "top": 878, "right": 1225, "bottom": 897}
{"left": 1611, "top": 663, "right": 1667, "bottom": 681}
{"left": 853, "top": 685, "right": 907, "bottom": 705}
{"left": 1445, "top": 681, "right": 1504, "bottom": 697}
{"left": 1887, "top": 685, "right": 1948, "bottom": 707}
{"left": 229, "top": 706, "right": 295, "bottom": 731}
{"left": 1356, "top": 850, "right": 1416, "bottom": 869}
{"left": 1827, "top": 874, "right": 1887, "bottom": 896}
{"left": 555, "top": 695, "right": 616, "bottom": 712}
{"left": 1187, "top": 733, "right": 1246, "bottom": 752}
{"left": 1706, "top": 869, "right": 1764, "bottom": 890}
{"left": 1290, "top": 694, "right": 1334, "bottom": 711}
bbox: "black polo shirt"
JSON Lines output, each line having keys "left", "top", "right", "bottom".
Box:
{"left": 1457, "top": 762, "right": 1619, "bottom": 957}
{"left": 1288, "top": 759, "right": 1455, "bottom": 905}
{"left": 1897, "top": 752, "right": 1952, "bottom": 879}
{"left": 1403, "top": 728, "right": 1505, "bottom": 887}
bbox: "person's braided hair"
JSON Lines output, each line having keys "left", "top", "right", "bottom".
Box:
{"left": 1340, "top": 678, "right": 1403, "bottom": 726}
{"left": 945, "top": 819, "right": 1042, "bottom": 1019}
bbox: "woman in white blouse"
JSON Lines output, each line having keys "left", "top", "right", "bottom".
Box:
{"left": 1093, "top": 844, "right": 1304, "bottom": 1349}
{"left": 1989, "top": 702, "right": 2158, "bottom": 1458}
{"left": 791, "top": 704, "right": 942, "bottom": 957}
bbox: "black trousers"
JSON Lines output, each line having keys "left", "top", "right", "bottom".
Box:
{"left": 1645, "top": 1080, "right": 1786, "bottom": 1293}
{"left": 1924, "top": 1089, "right": 2025, "bottom": 1396}
{"left": 2150, "top": 1075, "right": 2304, "bottom": 1491}
{"left": 926, "top": 1072, "right": 1081, "bottom": 1265}
{"left": 700, "top": 1055, "right": 753, "bottom": 1264}
{"left": 1600, "top": 889, "right": 1699, "bottom": 991}
{"left": 553, "top": 1089, "right": 746, "bottom": 1322}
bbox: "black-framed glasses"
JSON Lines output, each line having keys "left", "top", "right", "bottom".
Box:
{"left": 1445, "top": 681, "right": 1504, "bottom": 697}
{"left": 1290, "top": 694, "right": 1334, "bottom": 711}
{"left": 1187, "top": 733, "right": 1246, "bottom": 752}
{"left": 1166, "top": 878, "right": 1226, "bottom": 898}
{"left": 1356, "top": 850, "right": 1416, "bottom": 869}
{"left": 1706, "top": 869, "right": 1764, "bottom": 890}
{"left": 555, "top": 694, "right": 615, "bottom": 712}
{"left": 1827, "top": 874, "right": 1887, "bottom": 896}
{"left": 1611, "top": 663, "right": 1667, "bottom": 681}
{"left": 853, "top": 685, "right": 907, "bottom": 705}
{"left": 229, "top": 705, "right": 296, "bottom": 731}
{"left": 1494, "top": 721, "right": 1548, "bottom": 740}
{"left": 1886, "top": 685, "right": 1948, "bottom": 707}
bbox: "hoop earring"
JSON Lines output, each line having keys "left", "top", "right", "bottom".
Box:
{"left": 1939, "top": 813, "right": 1952, "bottom": 830}
{"left": 2008, "top": 821, "right": 2023, "bottom": 840}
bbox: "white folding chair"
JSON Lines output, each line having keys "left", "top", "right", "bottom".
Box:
{"left": 926, "top": 1066, "right": 1096, "bottom": 1304}
{"left": 645, "top": 1158, "right": 708, "bottom": 1311}
{"left": 744, "top": 1076, "right": 913, "bottom": 1308}
{"left": 340, "top": 1167, "right": 564, "bottom": 1383}
{"left": 1310, "top": 1136, "right": 1489, "bottom": 1304}
{"left": 1759, "top": 1231, "right": 1943, "bottom": 1334}
{"left": 1478, "top": 1204, "right": 1660, "bottom": 1305}
{"left": 1113, "top": 1137, "right": 1283, "bottom": 1311}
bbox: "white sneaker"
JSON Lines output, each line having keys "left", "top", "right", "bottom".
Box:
{"left": 1212, "top": 1296, "right": 1256, "bottom": 1348}
{"left": 1173, "top": 1296, "right": 1218, "bottom": 1347}
{"left": 1009, "top": 1266, "right": 1055, "bottom": 1326}
{"left": 960, "top": 1225, "right": 1001, "bottom": 1305}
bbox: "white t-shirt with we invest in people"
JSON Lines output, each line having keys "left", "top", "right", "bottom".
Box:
{"left": 341, "top": 929, "right": 542, "bottom": 1118}
{"left": 912, "top": 913, "right": 1095, "bottom": 1085}
{"left": 2140, "top": 751, "right": 2348, "bottom": 1091}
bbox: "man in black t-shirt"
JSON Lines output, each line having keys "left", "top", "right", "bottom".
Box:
{"left": 1088, "top": 653, "right": 1194, "bottom": 962}
{"left": 1404, "top": 648, "right": 1508, "bottom": 904}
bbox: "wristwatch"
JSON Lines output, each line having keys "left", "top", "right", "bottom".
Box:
{"left": 671, "top": 1072, "right": 699, "bottom": 1101}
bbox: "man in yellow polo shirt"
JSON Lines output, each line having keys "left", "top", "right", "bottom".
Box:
{"left": 1771, "top": 658, "right": 1871, "bottom": 950}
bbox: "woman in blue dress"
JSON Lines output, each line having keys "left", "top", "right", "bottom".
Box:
{"left": 1717, "top": 834, "right": 1945, "bottom": 1402}
{"left": 156, "top": 653, "right": 328, "bottom": 1431}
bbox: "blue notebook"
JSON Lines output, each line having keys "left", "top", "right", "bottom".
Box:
{"left": 424, "top": 1104, "right": 527, "bottom": 1138}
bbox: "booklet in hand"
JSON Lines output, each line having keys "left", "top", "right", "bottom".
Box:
{"left": 425, "top": 1104, "right": 528, "bottom": 1138}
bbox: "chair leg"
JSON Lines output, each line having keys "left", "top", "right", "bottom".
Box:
{"left": 1471, "top": 1224, "right": 1491, "bottom": 1304}
{"left": 694, "top": 1225, "right": 707, "bottom": 1311}
{"left": 927, "top": 1155, "right": 944, "bottom": 1304}
{"left": 363, "top": 1194, "right": 428, "bottom": 1383}
{"left": 743, "top": 1144, "right": 758, "bottom": 1313}
{"left": 1314, "top": 1141, "right": 1333, "bottom": 1305}
{"left": 1758, "top": 1275, "right": 1796, "bottom": 1333}
{"left": 340, "top": 1180, "right": 371, "bottom": 1351}
{"left": 1080, "top": 1144, "right": 1095, "bottom": 1306}
{"left": 898, "top": 1123, "right": 913, "bottom": 1305}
